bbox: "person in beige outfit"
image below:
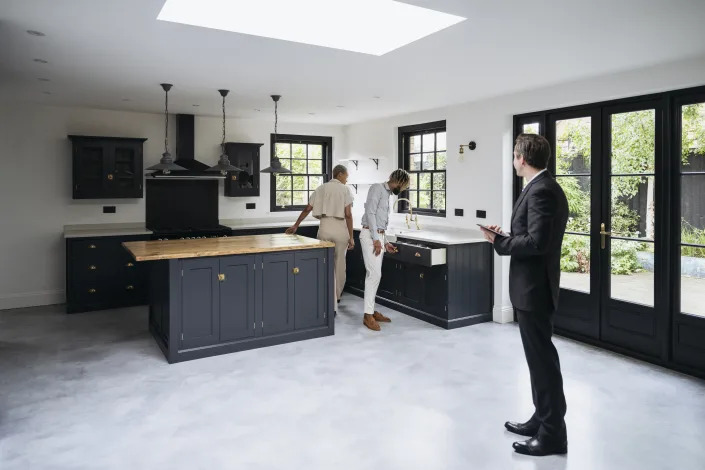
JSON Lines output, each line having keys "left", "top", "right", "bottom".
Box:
{"left": 286, "top": 165, "right": 355, "bottom": 306}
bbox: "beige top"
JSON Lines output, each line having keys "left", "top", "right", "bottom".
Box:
{"left": 309, "top": 179, "right": 354, "bottom": 220}
{"left": 123, "top": 234, "right": 334, "bottom": 261}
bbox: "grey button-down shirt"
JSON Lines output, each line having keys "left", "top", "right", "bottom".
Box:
{"left": 361, "top": 182, "right": 392, "bottom": 242}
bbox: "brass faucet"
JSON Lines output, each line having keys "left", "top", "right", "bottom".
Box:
{"left": 393, "top": 198, "right": 421, "bottom": 230}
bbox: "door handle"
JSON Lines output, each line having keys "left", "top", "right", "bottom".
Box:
{"left": 218, "top": 273, "right": 225, "bottom": 282}
{"left": 600, "top": 223, "right": 612, "bottom": 250}
{"left": 415, "top": 252, "right": 422, "bottom": 258}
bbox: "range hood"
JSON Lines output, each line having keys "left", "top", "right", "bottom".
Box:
{"left": 148, "top": 114, "right": 225, "bottom": 179}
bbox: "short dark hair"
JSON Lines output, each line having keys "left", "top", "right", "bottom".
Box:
{"left": 332, "top": 164, "right": 347, "bottom": 178}
{"left": 514, "top": 133, "right": 551, "bottom": 170}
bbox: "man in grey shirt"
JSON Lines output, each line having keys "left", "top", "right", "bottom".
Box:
{"left": 360, "top": 169, "right": 410, "bottom": 331}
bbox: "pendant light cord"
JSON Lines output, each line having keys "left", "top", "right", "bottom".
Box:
{"left": 273, "top": 99, "right": 278, "bottom": 153}
{"left": 222, "top": 94, "right": 226, "bottom": 153}
{"left": 164, "top": 88, "right": 169, "bottom": 154}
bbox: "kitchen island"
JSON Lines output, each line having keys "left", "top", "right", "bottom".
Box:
{"left": 123, "top": 234, "right": 335, "bottom": 363}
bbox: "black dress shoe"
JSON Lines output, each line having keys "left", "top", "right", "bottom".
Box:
{"left": 504, "top": 420, "right": 539, "bottom": 437}
{"left": 513, "top": 436, "right": 567, "bottom": 456}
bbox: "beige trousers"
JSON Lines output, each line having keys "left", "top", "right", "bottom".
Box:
{"left": 317, "top": 217, "right": 350, "bottom": 302}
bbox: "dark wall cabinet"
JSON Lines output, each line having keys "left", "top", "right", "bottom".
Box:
{"left": 345, "top": 230, "right": 493, "bottom": 329}
{"left": 69, "top": 135, "right": 146, "bottom": 199}
{"left": 224, "top": 142, "right": 263, "bottom": 197}
{"left": 150, "top": 248, "right": 333, "bottom": 363}
{"left": 66, "top": 235, "right": 151, "bottom": 313}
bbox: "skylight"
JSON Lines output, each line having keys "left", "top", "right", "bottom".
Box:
{"left": 157, "top": 0, "right": 466, "bottom": 56}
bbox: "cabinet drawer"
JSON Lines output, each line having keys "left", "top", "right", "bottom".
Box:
{"left": 387, "top": 241, "right": 446, "bottom": 267}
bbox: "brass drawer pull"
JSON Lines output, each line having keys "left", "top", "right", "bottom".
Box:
{"left": 126, "top": 262, "right": 134, "bottom": 267}
{"left": 88, "top": 288, "right": 96, "bottom": 294}
{"left": 89, "top": 265, "right": 97, "bottom": 270}
{"left": 126, "top": 285, "right": 134, "bottom": 290}
{"left": 107, "top": 174, "right": 114, "bottom": 181}
{"left": 89, "top": 244, "right": 97, "bottom": 249}
{"left": 218, "top": 273, "right": 225, "bottom": 282}
{"left": 420, "top": 273, "right": 424, "bottom": 279}
{"left": 415, "top": 252, "right": 422, "bottom": 258}
{"left": 293, "top": 267, "right": 300, "bottom": 274}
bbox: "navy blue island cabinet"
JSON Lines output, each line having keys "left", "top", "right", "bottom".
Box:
{"left": 124, "top": 235, "right": 334, "bottom": 363}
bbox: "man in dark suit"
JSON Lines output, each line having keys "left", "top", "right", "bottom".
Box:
{"left": 480, "top": 133, "right": 569, "bottom": 456}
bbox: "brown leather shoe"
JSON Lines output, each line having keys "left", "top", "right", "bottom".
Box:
{"left": 373, "top": 311, "right": 391, "bottom": 322}
{"left": 363, "top": 313, "right": 381, "bottom": 331}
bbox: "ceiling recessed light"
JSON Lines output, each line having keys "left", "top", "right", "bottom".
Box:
{"left": 336, "top": 105, "right": 345, "bottom": 108}
{"left": 34, "top": 59, "right": 48, "bottom": 64}
{"left": 373, "top": 96, "right": 381, "bottom": 99}
{"left": 308, "top": 112, "right": 316, "bottom": 115}
{"left": 43, "top": 91, "right": 52, "bottom": 95}
{"left": 157, "top": 0, "right": 466, "bottom": 56}
{"left": 37, "top": 78, "right": 51, "bottom": 82}
{"left": 254, "top": 108, "right": 261, "bottom": 112}
{"left": 192, "top": 104, "right": 200, "bottom": 107}
{"left": 122, "top": 98, "right": 131, "bottom": 102}
{"left": 27, "top": 30, "right": 45, "bottom": 37}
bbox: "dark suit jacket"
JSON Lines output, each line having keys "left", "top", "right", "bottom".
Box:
{"left": 494, "top": 171, "right": 569, "bottom": 312}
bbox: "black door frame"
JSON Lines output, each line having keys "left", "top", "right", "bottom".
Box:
{"left": 513, "top": 84, "right": 705, "bottom": 380}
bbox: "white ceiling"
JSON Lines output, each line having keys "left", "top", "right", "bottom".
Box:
{"left": 1, "top": 0, "right": 705, "bottom": 125}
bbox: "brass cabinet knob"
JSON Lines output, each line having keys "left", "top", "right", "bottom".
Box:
{"left": 126, "top": 285, "right": 134, "bottom": 290}
{"left": 89, "top": 244, "right": 96, "bottom": 249}
{"left": 231, "top": 175, "right": 237, "bottom": 181}
{"left": 419, "top": 273, "right": 424, "bottom": 279}
{"left": 89, "top": 265, "right": 96, "bottom": 270}
{"left": 88, "top": 288, "right": 96, "bottom": 294}
{"left": 126, "top": 262, "right": 134, "bottom": 267}
{"left": 292, "top": 267, "right": 300, "bottom": 274}
{"left": 107, "top": 174, "right": 114, "bottom": 181}
{"left": 415, "top": 252, "right": 421, "bottom": 258}
{"left": 218, "top": 273, "right": 226, "bottom": 282}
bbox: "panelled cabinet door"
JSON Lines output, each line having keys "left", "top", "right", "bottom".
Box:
{"left": 219, "top": 255, "right": 256, "bottom": 342}
{"left": 73, "top": 140, "right": 109, "bottom": 198}
{"left": 293, "top": 250, "right": 327, "bottom": 330}
{"left": 378, "top": 258, "right": 400, "bottom": 299}
{"left": 398, "top": 264, "right": 426, "bottom": 309}
{"left": 180, "top": 258, "right": 220, "bottom": 349}
{"left": 261, "top": 252, "right": 295, "bottom": 335}
{"left": 111, "top": 141, "right": 143, "bottom": 198}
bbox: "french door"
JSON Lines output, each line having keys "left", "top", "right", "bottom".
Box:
{"left": 514, "top": 85, "right": 705, "bottom": 376}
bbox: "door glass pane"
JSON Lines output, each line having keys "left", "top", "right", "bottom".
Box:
{"left": 523, "top": 123, "right": 539, "bottom": 134}
{"left": 610, "top": 240, "right": 654, "bottom": 306}
{"left": 611, "top": 110, "right": 655, "bottom": 174}
{"left": 556, "top": 117, "right": 591, "bottom": 175}
{"left": 681, "top": 246, "right": 705, "bottom": 318}
{"left": 680, "top": 174, "right": 705, "bottom": 243}
{"left": 560, "top": 234, "right": 590, "bottom": 293}
{"left": 681, "top": 103, "right": 705, "bottom": 170}
{"left": 557, "top": 175, "right": 591, "bottom": 233}
{"left": 611, "top": 176, "right": 655, "bottom": 240}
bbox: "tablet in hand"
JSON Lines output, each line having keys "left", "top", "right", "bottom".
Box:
{"left": 477, "top": 224, "right": 507, "bottom": 236}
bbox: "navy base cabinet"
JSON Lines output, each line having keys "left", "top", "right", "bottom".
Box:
{"left": 345, "top": 231, "right": 493, "bottom": 329}
{"left": 149, "top": 248, "right": 334, "bottom": 363}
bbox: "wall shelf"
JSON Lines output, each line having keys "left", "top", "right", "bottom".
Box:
{"left": 338, "top": 157, "right": 384, "bottom": 170}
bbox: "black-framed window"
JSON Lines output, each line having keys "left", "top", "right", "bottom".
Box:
{"left": 398, "top": 120, "right": 447, "bottom": 217}
{"left": 270, "top": 134, "right": 332, "bottom": 212}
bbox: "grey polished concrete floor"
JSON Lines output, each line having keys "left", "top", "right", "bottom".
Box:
{"left": 1, "top": 298, "right": 704, "bottom": 470}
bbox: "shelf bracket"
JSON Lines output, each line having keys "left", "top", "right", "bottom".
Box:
{"left": 350, "top": 160, "right": 359, "bottom": 169}
{"left": 370, "top": 158, "right": 379, "bottom": 169}
{"left": 351, "top": 184, "right": 358, "bottom": 194}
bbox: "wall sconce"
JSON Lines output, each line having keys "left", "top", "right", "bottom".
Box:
{"left": 459, "top": 141, "right": 476, "bottom": 154}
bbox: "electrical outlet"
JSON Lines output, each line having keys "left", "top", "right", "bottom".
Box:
{"left": 246, "top": 203, "right": 256, "bottom": 210}
{"left": 476, "top": 210, "right": 487, "bottom": 219}
{"left": 454, "top": 209, "right": 464, "bottom": 217}
{"left": 103, "top": 206, "right": 116, "bottom": 214}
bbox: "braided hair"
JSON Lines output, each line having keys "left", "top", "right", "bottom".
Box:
{"left": 389, "top": 168, "right": 410, "bottom": 189}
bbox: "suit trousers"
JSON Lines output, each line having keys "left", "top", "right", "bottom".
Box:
{"left": 516, "top": 308, "right": 567, "bottom": 441}
{"left": 317, "top": 217, "right": 350, "bottom": 303}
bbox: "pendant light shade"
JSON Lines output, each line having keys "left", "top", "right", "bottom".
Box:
{"left": 207, "top": 89, "right": 242, "bottom": 175}
{"left": 146, "top": 83, "right": 186, "bottom": 174}
{"left": 261, "top": 94, "right": 291, "bottom": 174}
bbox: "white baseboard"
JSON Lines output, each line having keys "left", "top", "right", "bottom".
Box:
{"left": 0, "top": 290, "right": 65, "bottom": 310}
{"left": 493, "top": 305, "right": 515, "bottom": 324}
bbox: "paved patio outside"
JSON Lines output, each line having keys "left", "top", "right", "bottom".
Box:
{"left": 560, "top": 271, "right": 705, "bottom": 318}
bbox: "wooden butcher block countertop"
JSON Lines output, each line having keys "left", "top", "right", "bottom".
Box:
{"left": 123, "top": 234, "right": 334, "bottom": 261}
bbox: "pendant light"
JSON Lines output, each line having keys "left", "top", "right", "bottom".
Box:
{"left": 207, "top": 89, "right": 242, "bottom": 175}
{"left": 146, "top": 83, "right": 186, "bottom": 174}
{"left": 261, "top": 95, "right": 291, "bottom": 174}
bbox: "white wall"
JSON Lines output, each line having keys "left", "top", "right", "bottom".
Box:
{"left": 342, "top": 55, "right": 705, "bottom": 323}
{"left": 0, "top": 103, "right": 344, "bottom": 309}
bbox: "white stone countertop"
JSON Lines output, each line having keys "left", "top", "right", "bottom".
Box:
{"left": 354, "top": 225, "right": 488, "bottom": 245}
{"left": 220, "top": 218, "right": 319, "bottom": 230}
{"left": 63, "top": 223, "right": 152, "bottom": 238}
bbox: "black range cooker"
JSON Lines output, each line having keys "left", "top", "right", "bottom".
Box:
{"left": 150, "top": 225, "right": 232, "bottom": 241}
